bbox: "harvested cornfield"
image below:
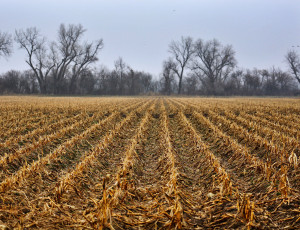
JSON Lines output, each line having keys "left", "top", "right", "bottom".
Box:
{"left": 0, "top": 96, "right": 299, "bottom": 229}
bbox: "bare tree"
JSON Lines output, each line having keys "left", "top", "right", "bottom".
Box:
{"left": 184, "top": 74, "right": 198, "bottom": 95}
{"left": 192, "top": 39, "right": 236, "bottom": 95}
{"left": 49, "top": 24, "right": 103, "bottom": 94}
{"left": 161, "top": 58, "right": 176, "bottom": 95}
{"left": 15, "top": 24, "right": 103, "bottom": 94}
{"left": 15, "top": 27, "right": 54, "bottom": 93}
{"left": 114, "top": 57, "right": 127, "bottom": 95}
{"left": 0, "top": 31, "right": 13, "bottom": 57}
{"left": 127, "top": 68, "right": 136, "bottom": 95}
{"left": 275, "top": 69, "right": 295, "bottom": 92}
{"left": 225, "top": 69, "right": 243, "bottom": 95}
{"left": 242, "top": 69, "right": 263, "bottom": 95}
{"left": 286, "top": 50, "right": 300, "bottom": 84}
{"left": 168, "top": 36, "right": 194, "bottom": 94}
{"left": 50, "top": 24, "right": 84, "bottom": 93}
{"left": 69, "top": 39, "right": 104, "bottom": 93}
{"left": 139, "top": 72, "right": 153, "bottom": 94}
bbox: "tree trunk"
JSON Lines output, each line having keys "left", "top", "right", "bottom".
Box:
{"left": 178, "top": 76, "right": 182, "bottom": 94}
{"left": 69, "top": 75, "right": 78, "bottom": 94}
{"left": 37, "top": 78, "right": 47, "bottom": 94}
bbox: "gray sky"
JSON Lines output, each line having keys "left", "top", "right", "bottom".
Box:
{"left": 0, "top": 0, "right": 300, "bottom": 78}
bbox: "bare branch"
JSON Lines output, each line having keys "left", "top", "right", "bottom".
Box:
{"left": 286, "top": 50, "right": 300, "bottom": 84}
{"left": 192, "top": 38, "right": 236, "bottom": 94}
{"left": 15, "top": 27, "right": 53, "bottom": 93}
{"left": 0, "top": 31, "right": 13, "bottom": 57}
{"left": 168, "top": 36, "right": 194, "bottom": 94}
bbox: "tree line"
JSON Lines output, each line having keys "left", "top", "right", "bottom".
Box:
{"left": 0, "top": 25, "right": 299, "bottom": 96}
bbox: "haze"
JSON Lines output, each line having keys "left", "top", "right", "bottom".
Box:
{"left": 0, "top": 0, "right": 300, "bottom": 77}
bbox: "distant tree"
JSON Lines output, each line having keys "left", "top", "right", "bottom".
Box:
{"left": 126, "top": 68, "right": 136, "bottom": 95}
{"left": 242, "top": 69, "right": 263, "bottom": 95}
{"left": 183, "top": 74, "right": 198, "bottom": 95}
{"left": 94, "top": 65, "right": 111, "bottom": 94}
{"left": 168, "top": 36, "right": 194, "bottom": 94}
{"left": 107, "top": 70, "right": 119, "bottom": 95}
{"left": 261, "top": 68, "right": 278, "bottom": 95}
{"left": 68, "top": 41, "right": 103, "bottom": 94}
{"left": 161, "top": 59, "right": 176, "bottom": 95}
{"left": 224, "top": 69, "right": 243, "bottom": 95}
{"left": 192, "top": 39, "right": 236, "bottom": 95}
{"left": 114, "top": 57, "right": 127, "bottom": 95}
{"left": 286, "top": 50, "right": 300, "bottom": 85}
{"left": 262, "top": 67, "right": 295, "bottom": 95}
{"left": 0, "top": 31, "right": 13, "bottom": 58}
{"left": 15, "top": 24, "right": 103, "bottom": 94}
{"left": 15, "top": 27, "right": 53, "bottom": 93}
{"left": 0, "top": 70, "right": 20, "bottom": 93}
{"left": 51, "top": 24, "right": 103, "bottom": 94}
{"left": 138, "top": 71, "right": 153, "bottom": 94}
{"left": 78, "top": 69, "right": 95, "bottom": 94}
{"left": 23, "top": 70, "right": 39, "bottom": 93}
{"left": 274, "top": 69, "right": 295, "bottom": 93}
{"left": 0, "top": 69, "right": 40, "bottom": 94}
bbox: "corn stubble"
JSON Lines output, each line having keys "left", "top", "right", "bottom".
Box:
{"left": 0, "top": 96, "right": 299, "bottom": 229}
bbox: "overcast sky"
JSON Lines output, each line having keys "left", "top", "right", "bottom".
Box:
{"left": 0, "top": 0, "right": 300, "bottom": 78}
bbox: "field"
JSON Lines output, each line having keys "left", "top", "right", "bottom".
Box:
{"left": 0, "top": 96, "right": 299, "bottom": 229}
